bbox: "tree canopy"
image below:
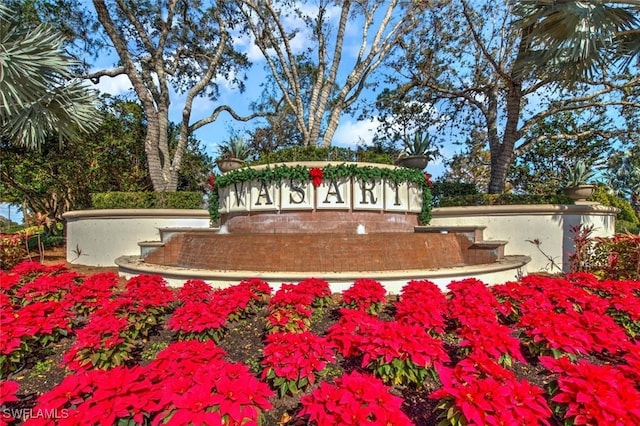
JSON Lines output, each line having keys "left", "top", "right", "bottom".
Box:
{"left": 0, "top": 96, "right": 213, "bottom": 232}
{"left": 377, "top": 0, "right": 640, "bottom": 193}
{"left": 36, "top": 0, "right": 256, "bottom": 191}
{"left": 11, "top": 0, "right": 640, "bottom": 204}
{"left": 234, "top": 0, "right": 425, "bottom": 147}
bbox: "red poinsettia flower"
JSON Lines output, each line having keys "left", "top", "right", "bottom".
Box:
{"left": 0, "top": 380, "right": 19, "bottom": 404}
{"left": 300, "top": 371, "right": 412, "bottom": 426}
{"left": 309, "top": 168, "right": 323, "bottom": 187}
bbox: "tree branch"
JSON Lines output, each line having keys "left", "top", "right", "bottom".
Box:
{"left": 92, "top": 0, "right": 155, "bottom": 109}
{"left": 85, "top": 67, "right": 127, "bottom": 84}
{"left": 515, "top": 129, "right": 618, "bottom": 156}
{"left": 114, "top": 0, "right": 156, "bottom": 53}
{"left": 461, "top": 0, "right": 511, "bottom": 81}
{"left": 517, "top": 81, "right": 640, "bottom": 139}
{"left": 238, "top": 0, "right": 308, "bottom": 140}
{"left": 190, "top": 106, "right": 272, "bottom": 132}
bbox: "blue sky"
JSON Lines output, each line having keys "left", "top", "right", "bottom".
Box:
{"left": 0, "top": 204, "right": 22, "bottom": 224}
{"left": 89, "top": 2, "right": 449, "bottom": 177}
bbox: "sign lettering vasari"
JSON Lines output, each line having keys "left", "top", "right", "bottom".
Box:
{"left": 219, "top": 177, "right": 421, "bottom": 214}
{"left": 208, "top": 163, "right": 433, "bottom": 226}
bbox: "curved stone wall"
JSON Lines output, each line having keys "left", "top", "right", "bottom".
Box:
{"left": 429, "top": 204, "right": 619, "bottom": 274}
{"left": 64, "top": 203, "right": 619, "bottom": 275}
{"left": 63, "top": 209, "right": 210, "bottom": 266}
{"left": 223, "top": 211, "right": 418, "bottom": 234}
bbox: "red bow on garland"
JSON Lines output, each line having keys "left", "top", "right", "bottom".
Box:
{"left": 424, "top": 173, "right": 434, "bottom": 188}
{"left": 310, "top": 168, "right": 323, "bottom": 187}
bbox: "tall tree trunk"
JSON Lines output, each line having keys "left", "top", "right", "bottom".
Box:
{"left": 488, "top": 80, "right": 523, "bottom": 193}
{"left": 322, "top": 108, "right": 342, "bottom": 148}
{"left": 145, "top": 113, "right": 162, "bottom": 191}
{"left": 486, "top": 13, "right": 528, "bottom": 195}
{"left": 142, "top": 113, "right": 179, "bottom": 191}
{"left": 488, "top": 148, "right": 513, "bottom": 194}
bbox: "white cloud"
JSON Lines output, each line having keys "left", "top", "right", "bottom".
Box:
{"left": 91, "top": 74, "right": 133, "bottom": 96}
{"left": 233, "top": 31, "right": 265, "bottom": 62}
{"left": 191, "top": 96, "right": 215, "bottom": 115}
{"left": 212, "top": 69, "right": 239, "bottom": 93}
{"left": 332, "top": 117, "right": 381, "bottom": 148}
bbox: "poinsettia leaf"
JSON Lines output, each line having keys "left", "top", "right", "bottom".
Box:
{"left": 89, "top": 353, "right": 100, "bottom": 365}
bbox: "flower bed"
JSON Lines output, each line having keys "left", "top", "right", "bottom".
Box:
{"left": 1, "top": 262, "right": 639, "bottom": 425}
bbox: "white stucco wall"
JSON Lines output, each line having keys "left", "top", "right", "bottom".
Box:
{"left": 63, "top": 209, "right": 210, "bottom": 266}
{"left": 430, "top": 204, "right": 618, "bottom": 274}
{"left": 64, "top": 204, "right": 619, "bottom": 274}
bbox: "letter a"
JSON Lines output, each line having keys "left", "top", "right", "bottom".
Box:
{"left": 323, "top": 180, "right": 344, "bottom": 204}
{"left": 255, "top": 182, "right": 273, "bottom": 206}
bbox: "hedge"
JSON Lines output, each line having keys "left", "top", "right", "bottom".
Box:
{"left": 251, "top": 146, "right": 393, "bottom": 165}
{"left": 91, "top": 192, "right": 203, "bottom": 209}
{"left": 438, "top": 193, "right": 573, "bottom": 207}
{"left": 589, "top": 186, "right": 639, "bottom": 225}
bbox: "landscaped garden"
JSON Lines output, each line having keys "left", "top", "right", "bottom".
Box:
{"left": 1, "top": 258, "right": 639, "bottom": 425}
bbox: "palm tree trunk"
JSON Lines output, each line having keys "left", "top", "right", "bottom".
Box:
{"left": 487, "top": 25, "right": 529, "bottom": 194}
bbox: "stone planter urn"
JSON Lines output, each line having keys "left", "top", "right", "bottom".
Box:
{"left": 395, "top": 155, "right": 429, "bottom": 170}
{"left": 563, "top": 184, "right": 596, "bottom": 202}
{"left": 216, "top": 158, "right": 245, "bottom": 173}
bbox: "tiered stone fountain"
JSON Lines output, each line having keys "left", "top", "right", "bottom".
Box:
{"left": 117, "top": 162, "right": 529, "bottom": 292}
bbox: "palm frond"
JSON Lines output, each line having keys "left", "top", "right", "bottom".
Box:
{"left": 515, "top": 0, "right": 640, "bottom": 81}
{"left": 0, "top": 20, "right": 75, "bottom": 117}
{"left": 0, "top": 3, "right": 101, "bottom": 149}
{"left": 614, "top": 27, "right": 640, "bottom": 68}
{"left": 0, "top": 3, "right": 10, "bottom": 22}
{"left": 2, "top": 81, "right": 102, "bottom": 149}
{"left": 47, "top": 81, "right": 103, "bottom": 138}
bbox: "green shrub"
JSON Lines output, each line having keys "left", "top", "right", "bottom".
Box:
{"left": 253, "top": 146, "right": 347, "bottom": 164}
{"left": 589, "top": 186, "right": 639, "bottom": 225}
{"left": 585, "top": 233, "right": 640, "bottom": 280}
{"left": 252, "top": 146, "right": 393, "bottom": 165}
{"left": 438, "top": 193, "right": 572, "bottom": 207}
{"left": 431, "top": 182, "right": 478, "bottom": 207}
{"left": 153, "top": 191, "right": 204, "bottom": 209}
{"left": 356, "top": 150, "right": 394, "bottom": 165}
{"left": 617, "top": 220, "right": 640, "bottom": 234}
{"left": 1, "top": 233, "right": 26, "bottom": 270}
{"left": 91, "top": 191, "right": 203, "bottom": 209}
{"left": 91, "top": 192, "right": 150, "bottom": 209}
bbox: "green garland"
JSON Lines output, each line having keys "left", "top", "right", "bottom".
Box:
{"left": 208, "top": 163, "right": 432, "bottom": 225}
